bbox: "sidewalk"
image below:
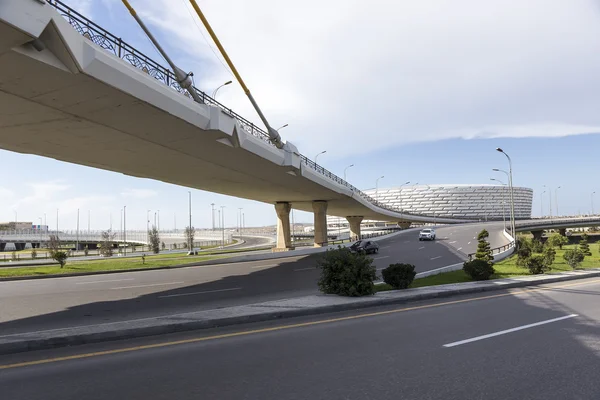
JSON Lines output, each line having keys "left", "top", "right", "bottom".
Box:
{"left": 2, "top": 267, "right": 599, "bottom": 355}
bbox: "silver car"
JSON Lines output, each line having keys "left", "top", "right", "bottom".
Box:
{"left": 419, "top": 228, "right": 436, "bottom": 241}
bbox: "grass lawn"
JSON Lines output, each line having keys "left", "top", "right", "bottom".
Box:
{"left": 375, "top": 244, "right": 599, "bottom": 292}
{"left": 0, "top": 254, "right": 228, "bottom": 278}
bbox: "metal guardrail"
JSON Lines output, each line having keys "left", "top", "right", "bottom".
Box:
{"left": 516, "top": 217, "right": 600, "bottom": 229}
{"left": 46, "top": 0, "right": 462, "bottom": 222}
{"left": 467, "top": 241, "right": 515, "bottom": 261}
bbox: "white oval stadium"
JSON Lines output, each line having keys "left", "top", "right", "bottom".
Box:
{"left": 364, "top": 184, "right": 534, "bottom": 220}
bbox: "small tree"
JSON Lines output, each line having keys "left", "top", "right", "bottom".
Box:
{"left": 161, "top": 241, "right": 166, "bottom": 251}
{"left": 185, "top": 226, "right": 195, "bottom": 250}
{"left": 84, "top": 245, "right": 89, "bottom": 257}
{"left": 53, "top": 251, "right": 68, "bottom": 268}
{"left": 475, "top": 229, "right": 493, "bottom": 263}
{"left": 543, "top": 246, "right": 556, "bottom": 266}
{"left": 317, "top": 246, "right": 377, "bottom": 296}
{"left": 579, "top": 234, "right": 592, "bottom": 256}
{"left": 48, "top": 234, "right": 61, "bottom": 255}
{"left": 516, "top": 246, "right": 532, "bottom": 267}
{"left": 148, "top": 226, "right": 160, "bottom": 254}
{"left": 527, "top": 254, "right": 550, "bottom": 275}
{"left": 563, "top": 249, "right": 585, "bottom": 269}
{"left": 463, "top": 259, "right": 495, "bottom": 281}
{"left": 531, "top": 239, "right": 544, "bottom": 254}
{"left": 31, "top": 249, "right": 37, "bottom": 259}
{"left": 547, "top": 233, "right": 568, "bottom": 250}
{"left": 99, "top": 229, "right": 116, "bottom": 257}
{"left": 11, "top": 251, "right": 17, "bottom": 261}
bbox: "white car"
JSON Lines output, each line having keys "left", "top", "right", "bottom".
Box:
{"left": 419, "top": 228, "right": 436, "bottom": 241}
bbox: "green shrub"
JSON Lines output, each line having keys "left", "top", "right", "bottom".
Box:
{"left": 84, "top": 245, "right": 89, "bottom": 256}
{"left": 463, "top": 259, "right": 495, "bottom": 281}
{"left": 526, "top": 254, "right": 550, "bottom": 275}
{"left": 31, "top": 249, "right": 37, "bottom": 259}
{"left": 516, "top": 247, "right": 531, "bottom": 267}
{"left": 579, "top": 234, "right": 591, "bottom": 256}
{"left": 317, "top": 246, "right": 377, "bottom": 296}
{"left": 52, "top": 250, "right": 68, "bottom": 268}
{"left": 475, "top": 229, "right": 493, "bottom": 263}
{"left": 381, "top": 263, "right": 416, "bottom": 289}
{"left": 531, "top": 239, "right": 544, "bottom": 254}
{"left": 517, "top": 236, "right": 533, "bottom": 250}
{"left": 547, "top": 233, "right": 568, "bottom": 249}
{"left": 11, "top": 251, "right": 17, "bottom": 261}
{"left": 543, "top": 246, "right": 556, "bottom": 266}
{"left": 563, "top": 249, "right": 585, "bottom": 269}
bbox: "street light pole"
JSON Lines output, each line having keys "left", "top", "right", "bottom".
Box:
{"left": 592, "top": 191, "right": 596, "bottom": 215}
{"left": 398, "top": 180, "right": 410, "bottom": 212}
{"left": 555, "top": 186, "right": 561, "bottom": 216}
{"left": 375, "top": 176, "right": 385, "bottom": 201}
{"left": 146, "top": 209, "right": 150, "bottom": 248}
{"left": 490, "top": 178, "right": 507, "bottom": 230}
{"left": 220, "top": 206, "right": 226, "bottom": 248}
{"left": 541, "top": 191, "right": 546, "bottom": 218}
{"left": 212, "top": 80, "right": 232, "bottom": 98}
{"left": 76, "top": 208, "right": 80, "bottom": 251}
{"left": 496, "top": 148, "right": 516, "bottom": 244}
{"left": 276, "top": 124, "right": 288, "bottom": 131}
{"left": 188, "top": 191, "right": 192, "bottom": 251}
{"left": 123, "top": 206, "right": 126, "bottom": 255}
{"left": 343, "top": 164, "right": 354, "bottom": 181}
{"left": 314, "top": 150, "right": 326, "bottom": 164}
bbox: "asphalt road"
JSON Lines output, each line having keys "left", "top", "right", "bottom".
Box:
{"left": 0, "top": 223, "right": 509, "bottom": 336}
{"left": 2, "top": 277, "right": 599, "bottom": 400}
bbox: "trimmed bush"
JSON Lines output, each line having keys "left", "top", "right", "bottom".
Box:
{"left": 463, "top": 259, "right": 495, "bottom": 281}
{"left": 31, "top": 249, "right": 37, "bottom": 259}
{"left": 543, "top": 246, "right": 556, "bottom": 266}
{"left": 547, "top": 233, "right": 568, "bottom": 249}
{"left": 52, "top": 250, "right": 68, "bottom": 268}
{"left": 475, "top": 229, "right": 493, "bottom": 263}
{"left": 381, "top": 263, "right": 416, "bottom": 289}
{"left": 526, "top": 254, "right": 550, "bottom": 275}
{"left": 563, "top": 249, "right": 585, "bottom": 269}
{"left": 516, "top": 247, "right": 531, "bottom": 267}
{"left": 579, "top": 234, "right": 591, "bottom": 256}
{"left": 531, "top": 239, "right": 544, "bottom": 254}
{"left": 317, "top": 246, "right": 377, "bottom": 296}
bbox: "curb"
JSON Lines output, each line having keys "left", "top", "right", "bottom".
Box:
{"left": 2, "top": 269, "right": 599, "bottom": 355}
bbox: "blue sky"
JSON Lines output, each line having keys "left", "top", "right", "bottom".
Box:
{"left": 2, "top": 0, "right": 600, "bottom": 229}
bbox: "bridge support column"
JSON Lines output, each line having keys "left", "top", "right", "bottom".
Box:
{"left": 346, "top": 216, "right": 363, "bottom": 241}
{"left": 398, "top": 222, "right": 411, "bottom": 229}
{"left": 14, "top": 242, "right": 26, "bottom": 251}
{"left": 274, "top": 202, "right": 294, "bottom": 252}
{"left": 532, "top": 230, "right": 543, "bottom": 241}
{"left": 559, "top": 228, "right": 567, "bottom": 236}
{"left": 0, "top": 243, "right": 5, "bottom": 252}
{"left": 313, "top": 201, "right": 328, "bottom": 247}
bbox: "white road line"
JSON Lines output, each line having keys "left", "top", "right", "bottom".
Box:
{"left": 76, "top": 278, "right": 134, "bottom": 285}
{"left": 418, "top": 246, "right": 425, "bottom": 250}
{"left": 457, "top": 247, "right": 463, "bottom": 251}
{"left": 251, "top": 264, "right": 278, "bottom": 269}
{"left": 448, "top": 241, "right": 457, "bottom": 244}
{"left": 443, "top": 314, "right": 578, "bottom": 348}
{"left": 374, "top": 256, "right": 390, "bottom": 260}
{"left": 468, "top": 242, "right": 471, "bottom": 245}
{"left": 159, "top": 287, "right": 241, "bottom": 298}
{"left": 294, "top": 267, "right": 316, "bottom": 271}
{"left": 110, "top": 282, "right": 184, "bottom": 290}
{"left": 430, "top": 256, "right": 442, "bottom": 260}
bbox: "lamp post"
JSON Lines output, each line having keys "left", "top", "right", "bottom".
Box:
{"left": 592, "top": 191, "right": 596, "bottom": 215}
{"left": 212, "top": 80, "right": 232, "bottom": 98}
{"left": 490, "top": 178, "right": 507, "bottom": 230}
{"left": 220, "top": 206, "right": 226, "bottom": 248}
{"left": 375, "top": 176, "right": 385, "bottom": 201}
{"left": 398, "top": 180, "right": 410, "bottom": 212}
{"left": 123, "top": 205, "right": 126, "bottom": 255}
{"left": 188, "top": 191, "right": 192, "bottom": 251}
{"left": 541, "top": 189, "right": 546, "bottom": 218}
{"left": 555, "top": 186, "right": 561, "bottom": 216}
{"left": 211, "top": 203, "right": 215, "bottom": 231}
{"left": 276, "top": 124, "right": 288, "bottom": 131}
{"left": 76, "top": 208, "right": 80, "bottom": 251}
{"left": 146, "top": 209, "right": 151, "bottom": 248}
{"left": 343, "top": 164, "right": 354, "bottom": 181}
{"left": 238, "top": 208, "right": 243, "bottom": 239}
{"left": 38, "top": 217, "right": 43, "bottom": 244}
{"left": 495, "top": 148, "right": 516, "bottom": 243}
{"left": 314, "top": 150, "right": 326, "bottom": 164}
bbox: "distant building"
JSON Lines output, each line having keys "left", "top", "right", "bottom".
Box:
{"left": 0, "top": 221, "right": 34, "bottom": 231}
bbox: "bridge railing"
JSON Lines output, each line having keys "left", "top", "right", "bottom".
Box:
{"left": 516, "top": 217, "right": 600, "bottom": 229}
{"left": 43, "top": 0, "right": 469, "bottom": 223}
{"left": 467, "top": 241, "right": 515, "bottom": 261}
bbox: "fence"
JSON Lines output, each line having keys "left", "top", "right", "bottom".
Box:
{"left": 467, "top": 241, "right": 515, "bottom": 261}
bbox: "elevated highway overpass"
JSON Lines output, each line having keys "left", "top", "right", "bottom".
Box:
{"left": 0, "top": 0, "right": 476, "bottom": 251}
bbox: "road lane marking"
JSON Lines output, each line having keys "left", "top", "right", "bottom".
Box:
{"left": 4, "top": 279, "right": 599, "bottom": 370}
{"left": 76, "top": 279, "right": 134, "bottom": 285}
{"left": 457, "top": 247, "right": 463, "bottom": 251}
{"left": 448, "top": 241, "right": 457, "bottom": 244}
{"left": 468, "top": 242, "right": 471, "bottom": 245}
{"left": 374, "top": 256, "right": 390, "bottom": 260}
{"left": 159, "top": 287, "right": 241, "bottom": 298}
{"left": 294, "top": 267, "right": 316, "bottom": 271}
{"left": 430, "top": 256, "right": 442, "bottom": 260}
{"left": 251, "top": 264, "right": 278, "bottom": 269}
{"left": 110, "top": 282, "right": 184, "bottom": 290}
{"left": 418, "top": 246, "right": 425, "bottom": 250}
{"left": 443, "top": 314, "right": 578, "bottom": 348}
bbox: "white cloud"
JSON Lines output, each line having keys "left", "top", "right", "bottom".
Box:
{"left": 124, "top": 0, "right": 600, "bottom": 158}
{"left": 121, "top": 188, "right": 158, "bottom": 199}
{"left": 12, "top": 181, "right": 70, "bottom": 209}
{"left": 0, "top": 186, "right": 13, "bottom": 199}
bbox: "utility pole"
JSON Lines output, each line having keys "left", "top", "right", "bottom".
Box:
{"left": 76, "top": 208, "right": 80, "bottom": 250}
{"left": 220, "top": 206, "right": 225, "bottom": 247}
{"left": 123, "top": 206, "right": 127, "bottom": 255}
{"left": 211, "top": 203, "right": 215, "bottom": 230}
{"left": 88, "top": 210, "right": 90, "bottom": 235}
{"left": 188, "top": 191, "right": 192, "bottom": 251}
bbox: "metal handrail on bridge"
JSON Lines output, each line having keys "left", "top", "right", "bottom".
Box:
{"left": 467, "top": 241, "right": 515, "bottom": 261}
{"left": 46, "top": 0, "right": 464, "bottom": 222}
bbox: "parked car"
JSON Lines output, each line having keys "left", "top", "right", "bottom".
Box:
{"left": 349, "top": 240, "right": 379, "bottom": 254}
{"left": 419, "top": 228, "right": 436, "bottom": 241}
